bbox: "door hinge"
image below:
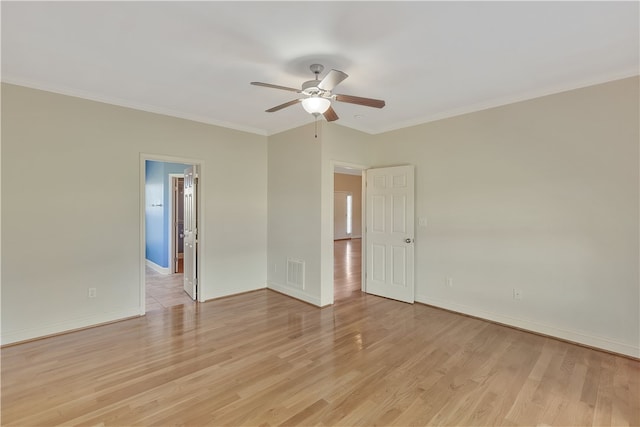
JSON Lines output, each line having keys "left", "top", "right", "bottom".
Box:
{"left": 194, "top": 278, "right": 198, "bottom": 286}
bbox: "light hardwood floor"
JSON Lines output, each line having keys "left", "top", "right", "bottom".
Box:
{"left": 2, "top": 243, "right": 639, "bottom": 426}
{"left": 334, "top": 238, "right": 362, "bottom": 301}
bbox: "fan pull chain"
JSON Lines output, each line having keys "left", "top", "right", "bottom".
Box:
{"left": 313, "top": 112, "right": 320, "bottom": 139}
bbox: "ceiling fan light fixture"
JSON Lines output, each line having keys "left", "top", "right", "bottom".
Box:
{"left": 301, "top": 97, "right": 331, "bottom": 114}
{"left": 251, "top": 63, "right": 385, "bottom": 123}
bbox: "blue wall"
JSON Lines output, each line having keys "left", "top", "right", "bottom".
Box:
{"left": 145, "top": 160, "right": 190, "bottom": 268}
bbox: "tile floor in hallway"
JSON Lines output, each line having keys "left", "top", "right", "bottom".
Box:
{"left": 145, "top": 266, "right": 194, "bottom": 311}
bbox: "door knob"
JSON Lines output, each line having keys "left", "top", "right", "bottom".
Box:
{"left": 405, "top": 238, "right": 413, "bottom": 243}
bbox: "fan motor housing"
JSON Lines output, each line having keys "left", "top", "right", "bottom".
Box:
{"left": 302, "top": 80, "right": 323, "bottom": 96}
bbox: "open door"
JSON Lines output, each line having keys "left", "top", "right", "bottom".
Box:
{"left": 183, "top": 165, "right": 198, "bottom": 300}
{"left": 172, "top": 177, "right": 185, "bottom": 274}
{"left": 365, "top": 165, "right": 415, "bottom": 303}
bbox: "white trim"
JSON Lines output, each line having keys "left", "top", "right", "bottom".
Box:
{"left": 2, "top": 77, "right": 269, "bottom": 136}
{"left": 417, "top": 295, "right": 640, "bottom": 359}
{"left": 335, "top": 166, "right": 362, "bottom": 176}
{"left": 335, "top": 71, "right": 640, "bottom": 135}
{"left": 267, "top": 281, "right": 322, "bottom": 307}
{"left": 8, "top": 72, "right": 638, "bottom": 137}
{"left": 140, "top": 153, "right": 207, "bottom": 316}
{"left": 1, "top": 308, "right": 141, "bottom": 346}
{"left": 145, "top": 259, "right": 170, "bottom": 275}
{"left": 4, "top": 72, "right": 637, "bottom": 137}
{"left": 360, "top": 171, "right": 366, "bottom": 295}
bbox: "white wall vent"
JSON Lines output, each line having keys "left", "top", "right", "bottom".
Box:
{"left": 287, "top": 258, "right": 305, "bottom": 289}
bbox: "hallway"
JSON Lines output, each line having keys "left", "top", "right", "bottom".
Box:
{"left": 334, "top": 238, "right": 362, "bottom": 301}
{"left": 145, "top": 268, "right": 194, "bottom": 311}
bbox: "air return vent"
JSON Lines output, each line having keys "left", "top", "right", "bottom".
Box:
{"left": 287, "top": 258, "right": 305, "bottom": 289}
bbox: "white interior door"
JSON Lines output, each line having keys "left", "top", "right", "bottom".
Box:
{"left": 365, "top": 165, "right": 415, "bottom": 303}
{"left": 172, "top": 177, "right": 185, "bottom": 274}
{"left": 334, "top": 191, "right": 350, "bottom": 240}
{"left": 183, "top": 166, "right": 197, "bottom": 300}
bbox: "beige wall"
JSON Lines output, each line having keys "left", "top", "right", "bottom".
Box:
{"left": 3, "top": 76, "right": 638, "bottom": 357}
{"left": 371, "top": 77, "right": 639, "bottom": 357}
{"left": 266, "top": 123, "right": 323, "bottom": 305}
{"left": 1, "top": 83, "right": 268, "bottom": 344}
{"left": 267, "top": 122, "right": 372, "bottom": 306}
{"left": 320, "top": 124, "right": 374, "bottom": 305}
{"left": 334, "top": 173, "right": 362, "bottom": 238}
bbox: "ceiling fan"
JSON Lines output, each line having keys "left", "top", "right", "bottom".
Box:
{"left": 250, "top": 64, "right": 385, "bottom": 122}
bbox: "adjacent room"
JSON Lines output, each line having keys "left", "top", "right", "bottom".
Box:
{"left": 144, "top": 159, "right": 196, "bottom": 310}
{"left": 2, "top": 2, "right": 638, "bottom": 426}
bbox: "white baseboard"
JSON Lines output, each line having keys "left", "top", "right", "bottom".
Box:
{"left": 1, "top": 308, "right": 142, "bottom": 346}
{"left": 416, "top": 294, "right": 639, "bottom": 358}
{"left": 267, "top": 281, "right": 321, "bottom": 307}
{"left": 145, "top": 259, "right": 170, "bottom": 275}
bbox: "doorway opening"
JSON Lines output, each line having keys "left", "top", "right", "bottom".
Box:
{"left": 333, "top": 165, "right": 364, "bottom": 301}
{"left": 141, "top": 155, "right": 203, "bottom": 313}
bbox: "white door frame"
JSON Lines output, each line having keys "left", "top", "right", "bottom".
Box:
{"left": 168, "top": 174, "right": 184, "bottom": 274}
{"left": 322, "top": 160, "right": 367, "bottom": 306}
{"left": 139, "top": 153, "right": 206, "bottom": 314}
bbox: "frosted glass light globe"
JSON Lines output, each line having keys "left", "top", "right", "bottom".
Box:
{"left": 301, "top": 97, "right": 331, "bottom": 114}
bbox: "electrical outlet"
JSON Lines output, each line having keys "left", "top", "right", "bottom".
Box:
{"left": 273, "top": 264, "right": 277, "bottom": 273}
{"left": 88, "top": 288, "right": 97, "bottom": 298}
{"left": 419, "top": 217, "right": 428, "bottom": 227}
{"left": 513, "top": 288, "right": 523, "bottom": 300}
{"left": 445, "top": 277, "right": 453, "bottom": 287}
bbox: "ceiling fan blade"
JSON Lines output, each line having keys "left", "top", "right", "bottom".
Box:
{"left": 251, "top": 82, "right": 301, "bottom": 93}
{"left": 265, "top": 99, "right": 301, "bottom": 112}
{"left": 318, "top": 69, "right": 348, "bottom": 91}
{"left": 334, "top": 94, "right": 386, "bottom": 109}
{"left": 323, "top": 106, "right": 339, "bottom": 122}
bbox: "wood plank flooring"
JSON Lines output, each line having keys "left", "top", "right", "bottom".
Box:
{"left": 2, "top": 242, "right": 639, "bottom": 426}
{"left": 147, "top": 238, "right": 361, "bottom": 312}
{"left": 334, "top": 238, "right": 362, "bottom": 301}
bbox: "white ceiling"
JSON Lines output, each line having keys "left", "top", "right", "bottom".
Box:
{"left": 2, "top": 1, "right": 638, "bottom": 136}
